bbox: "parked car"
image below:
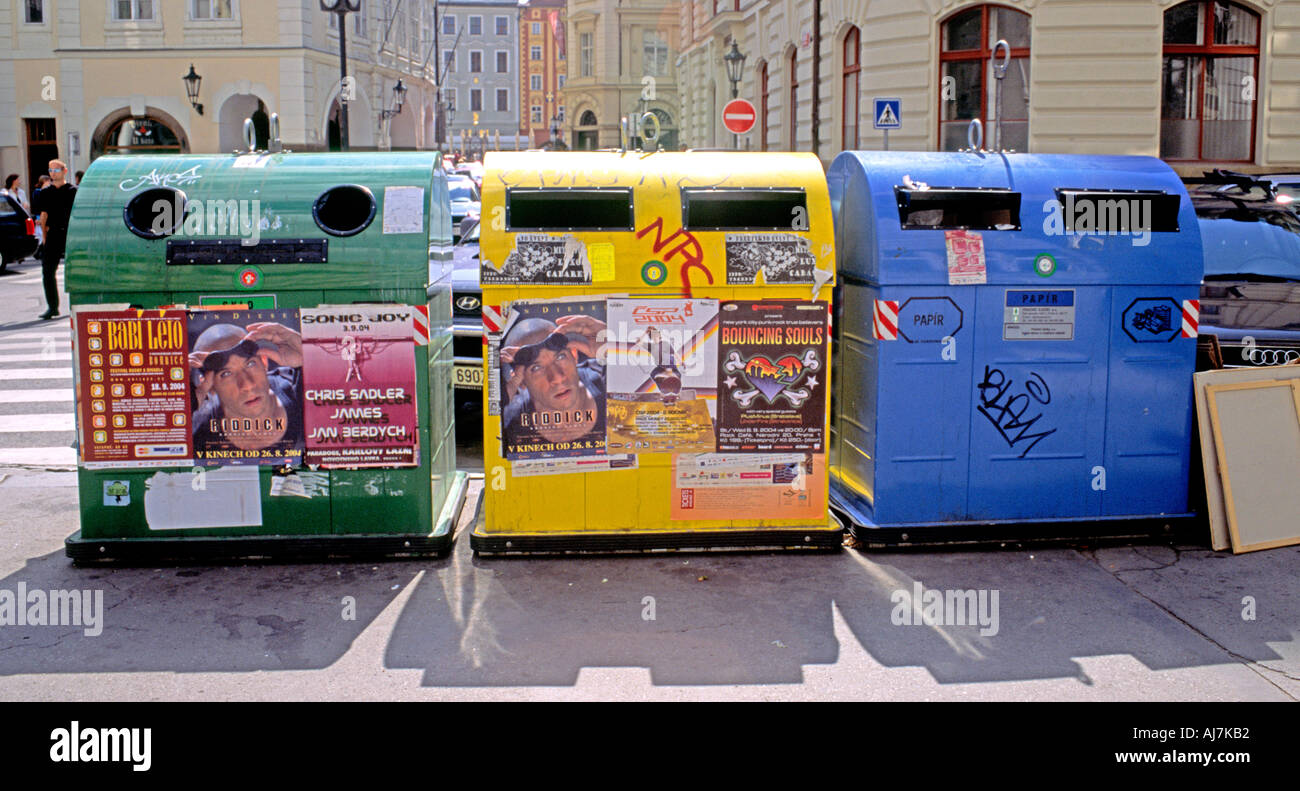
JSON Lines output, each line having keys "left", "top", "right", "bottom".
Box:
{"left": 0, "top": 191, "right": 39, "bottom": 273}
{"left": 448, "top": 175, "right": 481, "bottom": 241}
{"left": 1187, "top": 172, "right": 1300, "bottom": 366}
{"left": 453, "top": 162, "right": 484, "bottom": 190}
{"left": 451, "top": 215, "right": 484, "bottom": 437}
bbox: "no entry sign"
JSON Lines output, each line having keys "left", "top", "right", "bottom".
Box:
{"left": 722, "top": 98, "right": 757, "bottom": 135}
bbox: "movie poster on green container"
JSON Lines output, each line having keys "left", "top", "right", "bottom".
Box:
{"left": 300, "top": 305, "right": 420, "bottom": 468}
{"left": 187, "top": 308, "right": 305, "bottom": 465}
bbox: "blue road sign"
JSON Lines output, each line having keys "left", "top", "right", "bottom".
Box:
{"left": 873, "top": 98, "right": 901, "bottom": 130}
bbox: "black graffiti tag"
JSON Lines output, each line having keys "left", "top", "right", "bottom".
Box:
{"left": 976, "top": 366, "right": 1057, "bottom": 458}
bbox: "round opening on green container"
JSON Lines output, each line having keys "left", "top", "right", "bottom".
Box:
{"left": 312, "top": 184, "right": 376, "bottom": 237}
{"left": 123, "top": 187, "right": 188, "bottom": 239}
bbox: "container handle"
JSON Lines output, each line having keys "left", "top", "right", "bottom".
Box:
{"left": 269, "top": 112, "right": 283, "bottom": 153}
{"left": 242, "top": 118, "right": 257, "bottom": 152}
{"left": 967, "top": 118, "right": 984, "bottom": 152}
{"left": 639, "top": 111, "right": 661, "bottom": 147}
{"left": 991, "top": 39, "right": 1010, "bottom": 151}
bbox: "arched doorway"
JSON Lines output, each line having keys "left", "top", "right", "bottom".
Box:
{"left": 575, "top": 110, "right": 598, "bottom": 150}
{"left": 219, "top": 94, "right": 269, "bottom": 151}
{"left": 90, "top": 110, "right": 188, "bottom": 161}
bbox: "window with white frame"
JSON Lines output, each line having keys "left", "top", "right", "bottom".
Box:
{"left": 557, "top": 74, "right": 566, "bottom": 88}
{"left": 408, "top": 3, "right": 419, "bottom": 51}
{"left": 530, "top": 74, "right": 543, "bottom": 91}
{"left": 442, "top": 14, "right": 455, "bottom": 35}
{"left": 24, "top": 0, "right": 43, "bottom": 24}
{"left": 443, "top": 50, "right": 456, "bottom": 73}
{"left": 332, "top": 1, "right": 365, "bottom": 35}
{"left": 580, "top": 32, "right": 593, "bottom": 77}
{"left": 531, "top": 22, "right": 541, "bottom": 36}
{"left": 496, "top": 50, "right": 509, "bottom": 73}
{"left": 496, "top": 89, "right": 510, "bottom": 112}
{"left": 531, "top": 105, "right": 543, "bottom": 124}
{"left": 113, "top": 0, "right": 153, "bottom": 20}
{"left": 191, "top": 0, "right": 232, "bottom": 19}
{"left": 471, "top": 89, "right": 482, "bottom": 112}
{"left": 470, "top": 51, "right": 482, "bottom": 72}
{"left": 495, "top": 16, "right": 508, "bottom": 36}
{"left": 531, "top": 45, "right": 542, "bottom": 61}
{"left": 469, "top": 15, "right": 481, "bottom": 36}
{"left": 644, "top": 31, "right": 668, "bottom": 77}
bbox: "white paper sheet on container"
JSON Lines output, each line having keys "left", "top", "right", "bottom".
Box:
{"left": 144, "top": 466, "right": 262, "bottom": 530}
{"left": 382, "top": 186, "right": 425, "bottom": 234}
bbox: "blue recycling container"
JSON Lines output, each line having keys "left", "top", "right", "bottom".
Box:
{"left": 826, "top": 151, "right": 1202, "bottom": 537}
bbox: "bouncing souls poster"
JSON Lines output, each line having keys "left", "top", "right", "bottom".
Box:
{"left": 717, "top": 301, "right": 828, "bottom": 453}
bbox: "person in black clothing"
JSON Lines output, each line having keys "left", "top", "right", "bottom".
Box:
{"left": 31, "top": 159, "right": 76, "bottom": 320}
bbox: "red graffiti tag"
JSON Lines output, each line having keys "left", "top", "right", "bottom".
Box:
{"left": 635, "top": 216, "right": 713, "bottom": 296}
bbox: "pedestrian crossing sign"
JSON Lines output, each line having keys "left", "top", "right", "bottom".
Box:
{"left": 874, "top": 98, "right": 901, "bottom": 130}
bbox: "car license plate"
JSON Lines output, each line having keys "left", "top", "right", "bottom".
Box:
{"left": 453, "top": 363, "right": 484, "bottom": 390}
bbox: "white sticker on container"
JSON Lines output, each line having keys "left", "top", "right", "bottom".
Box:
{"left": 143, "top": 466, "right": 262, "bottom": 530}
{"left": 232, "top": 154, "right": 272, "bottom": 169}
{"left": 383, "top": 186, "right": 426, "bottom": 234}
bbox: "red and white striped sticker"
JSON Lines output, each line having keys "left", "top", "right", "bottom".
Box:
{"left": 412, "top": 305, "right": 429, "bottom": 345}
{"left": 482, "top": 304, "right": 504, "bottom": 334}
{"left": 873, "top": 300, "right": 900, "bottom": 341}
{"left": 1181, "top": 299, "right": 1199, "bottom": 338}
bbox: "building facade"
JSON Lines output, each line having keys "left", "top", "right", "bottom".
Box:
{"left": 677, "top": 0, "right": 1300, "bottom": 172}
{"left": 439, "top": 0, "right": 523, "bottom": 158}
{"left": 563, "top": 0, "right": 680, "bottom": 150}
{"left": 0, "top": 0, "right": 443, "bottom": 188}
{"left": 518, "top": 0, "right": 566, "bottom": 148}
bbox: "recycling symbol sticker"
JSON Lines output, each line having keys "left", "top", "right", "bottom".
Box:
{"left": 1034, "top": 253, "right": 1057, "bottom": 277}
{"left": 1121, "top": 298, "right": 1181, "bottom": 343}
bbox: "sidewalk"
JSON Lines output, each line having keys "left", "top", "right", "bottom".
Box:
{"left": 0, "top": 466, "right": 1295, "bottom": 701}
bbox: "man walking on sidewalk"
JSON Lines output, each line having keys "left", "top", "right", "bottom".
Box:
{"left": 32, "top": 159, "right": 76, "bottom": 320}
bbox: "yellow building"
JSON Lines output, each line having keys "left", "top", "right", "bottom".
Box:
{"left": 677, "top": 0, "right": 1300, "bottom": 173}
{"left": 1, "top": 0, "right": 441, "bottom": 187}
{"left": 563, "top": 0, "right": 681, "bottom": 150}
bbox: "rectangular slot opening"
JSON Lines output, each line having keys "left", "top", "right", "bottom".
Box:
{"left": 506, "top": 188, "right": 634, "bottom": 231}
{"left": 681, "top": 188, "right": 808, "bottom": 231}
{"left": 895, "top": 187, "right": 1021, "bottom": 230}
{"left": 1054, "top": 189, "right": 1181, "bottom": 233}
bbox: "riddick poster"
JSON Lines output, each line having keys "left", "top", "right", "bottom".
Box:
{"left": 717, "top": 301, "right": 829, "bottom": 453}
{"left": 187, "top": 308, "right": 305, "bottom": 465}
{"left": 300, "top": 305, "right": 420, "bottom": 468}
{"left": 498, "top": 298, "right": 607, "bottom": 460}
{"left": 76, "top": 309, "right": 193, "bottom": 468}
{"left": 605, "top": 298, "right": 719, "bottom": 454}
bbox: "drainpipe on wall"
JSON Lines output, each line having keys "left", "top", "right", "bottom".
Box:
{"left": 811, "top": 0, "right": 821, "bottom": 158}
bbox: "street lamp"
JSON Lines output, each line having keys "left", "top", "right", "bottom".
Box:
{"left": 550, "top": 114, "right": 560, "bottom": 148}
{"left": 723, "top": 41, "right": 747, "bottom": 99}
{"left": 182, "top": 64, "right": 203, "bottom": 115}
{"left": 723, "top": 41, "right": 747, "bottom": 149}
{"left": 321, "top": 0, "right": 361, "bottom": 151}
{"left": 380, "top": 79, "right": 407, "bottom": 121}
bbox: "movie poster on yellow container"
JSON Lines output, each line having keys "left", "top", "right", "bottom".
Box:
{"left": 606, "top": 298, "right": 718, "bottom": 454}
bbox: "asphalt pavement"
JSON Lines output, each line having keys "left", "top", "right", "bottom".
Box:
{"left": 0, "top": 257, "right": 1295, "bottom": 701}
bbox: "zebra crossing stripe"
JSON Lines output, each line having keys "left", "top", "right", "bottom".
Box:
{"left": 0, "top": 414, "right": 74, "bottom": 432}
{"left": 0, "top": 369, "right": 72, "bottom": 380}
{"left": 0, "top": 447, "right": 76, "bottom": 466}
{"left": 0, "top": 389, "right": 72, "bottom": 402}
{"left": 0, "top": 352, "right": 72, "bottom": 363}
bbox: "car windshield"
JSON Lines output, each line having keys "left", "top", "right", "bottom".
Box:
{"left": 450, "top": 182, "right": 479, "bottom": 202}
{"left": 457, "top": 221, "right": 480, "bottom": 244}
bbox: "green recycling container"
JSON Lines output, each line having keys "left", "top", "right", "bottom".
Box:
{"left": 63, "top": 151, "right": 466, "bottom": 563}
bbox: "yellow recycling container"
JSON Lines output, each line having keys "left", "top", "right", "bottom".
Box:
{"left": 473, "top": 151, "right": 840, "bottom": 554}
